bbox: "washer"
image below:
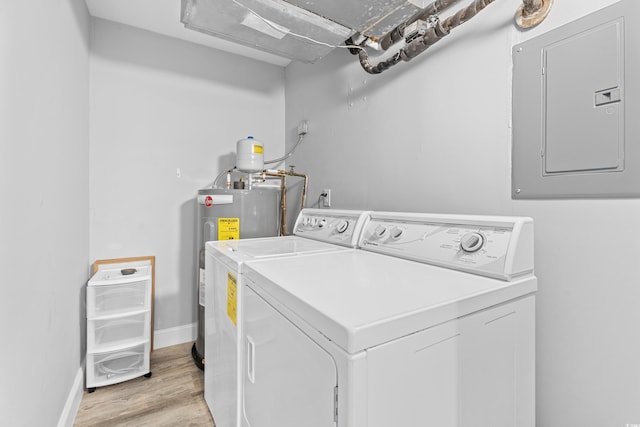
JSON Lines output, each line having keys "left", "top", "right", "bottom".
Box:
{"left": 204, "top": 208, "right": 370, "bottom": 427}
{"left": 241, "top": 212, "right": 537, "bottom": 427}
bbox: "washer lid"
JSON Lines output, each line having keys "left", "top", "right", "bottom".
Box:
{"left": 206, "top": 236, "right": 348, "bottom": 268}
{"left": 243, "top": 250, "right": 537, "bottom": 353}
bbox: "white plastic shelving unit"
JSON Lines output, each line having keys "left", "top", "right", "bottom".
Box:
{"left": 86, "top": 262, "right": 152, "bottom": 392}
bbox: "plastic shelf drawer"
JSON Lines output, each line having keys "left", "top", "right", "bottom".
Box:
{"left": 86, "top": 341, "right": 150, "bottom": 388}
{"left": 87, "top": 311, "right": 150, "bottom": 351}
{"left": 87, "top": 280, "right": 150, "bottom": 317}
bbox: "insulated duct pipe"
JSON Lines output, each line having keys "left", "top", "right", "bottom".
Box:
{"left": 359, "top": 0, "right": 494, "bottom": 74}
{"left": 517, "top": 0, "right": 553, "bottom": 28}
{"left": 378, "top": 0, "right": 461, "bottom": 51}
{"left": 357, "top": 0, "right": 552, "bottom": 74}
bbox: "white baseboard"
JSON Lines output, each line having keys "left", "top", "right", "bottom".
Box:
{"left": 153, "top": 322, "right": 197, "bottom": 349}
{"left": 57, "top": 367, "right": 84, "bottom": 427}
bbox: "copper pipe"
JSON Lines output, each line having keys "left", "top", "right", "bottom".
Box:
{"left": 263, "top": 168, "right": 309, "bottom": 236}
{"left": 262, "top": 167, "right": 309, "bottom": 236}
{"left": 280, "top": 176, "right": 287, "bottom": 235}
{"left": 284, "top": 167, "right": 308, "bottom": 214}
{"left": 262, "top": 172, "right": 287, "bottom": 235}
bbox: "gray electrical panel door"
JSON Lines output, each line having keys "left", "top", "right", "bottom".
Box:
{"left": 512, "top": 0, "right": 640, "bottom": 198}
{"left": 544, "top": 20, "right": 623, "bottom": 175}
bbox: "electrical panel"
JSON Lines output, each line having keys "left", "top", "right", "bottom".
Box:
{"left": 512, "top": 0, "right": 640, "bottom": 198}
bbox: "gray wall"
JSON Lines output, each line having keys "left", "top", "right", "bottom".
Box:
{"left": 3, "top": 0, "right": 637, "bottom": 424}
{"left": 0, "top": 0, "right": 90, "bottom": 425}
{"left": 284, "top": 0, "right": 640, "bottom": 425}
{"left": 89, "top": 19, "right": 285, "bottom": 336}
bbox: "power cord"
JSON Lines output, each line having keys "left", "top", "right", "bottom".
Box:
{"left": 313, "top": 192, "right": 328, "bottom": 208}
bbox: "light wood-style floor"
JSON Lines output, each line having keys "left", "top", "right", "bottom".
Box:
{"left": 74, "top": 342, "right": 215, "bottom": 427}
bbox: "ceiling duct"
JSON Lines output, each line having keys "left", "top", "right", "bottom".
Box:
{"left": 181, "top": 0, "right": 430, "bottom": 63}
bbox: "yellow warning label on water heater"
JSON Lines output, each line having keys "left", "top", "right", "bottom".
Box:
{"left": 218, "top": 218, "right": 240, "bottom": 240}
{"left": 227, "top": 272, "right": 237, "bottom": 326}
{"left": 253, "top": 144, "right": 263, "bottom": 154}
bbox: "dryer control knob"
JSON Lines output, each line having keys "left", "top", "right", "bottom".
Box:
{"left": 336, "top": 220, "right": 349, "bottom": 233}
{"left": 460, "top": 232, "right": 484, "bottom": 253}
{"left": 374, "top": 225, "right": 388, "bottom": 239}
{"left": 390, "top": 227, "right": 404, "bottom": 240}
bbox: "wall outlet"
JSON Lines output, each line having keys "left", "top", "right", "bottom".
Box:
{"left": 323, "top": 189, "right": 331, "bottom": 207}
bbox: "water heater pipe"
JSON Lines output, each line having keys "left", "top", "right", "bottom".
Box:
{"left": 261, "top": 167, "right": 308, "bottom": 236}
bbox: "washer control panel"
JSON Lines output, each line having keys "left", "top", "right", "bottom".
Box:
{"left": 360, "top": 212, "right": 534, "bottom": 280}
{"left": 293, "top": 209, "right": 371, "bottom": 248}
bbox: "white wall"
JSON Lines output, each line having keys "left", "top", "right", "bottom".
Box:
{"left": 0, "top": 1, "right": 90, "bottom": 426}
{"left": 89, "top": 19, "right": 285, "bottom": 334}
{"left": 285, "top": 0, "right": 640, "bottom": 424}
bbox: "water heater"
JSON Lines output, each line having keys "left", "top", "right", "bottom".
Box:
{"left": 192, "top": 186, "right": 280, "bottom": 369}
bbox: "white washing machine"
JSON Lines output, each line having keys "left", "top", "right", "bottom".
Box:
{"left": 204, "top": 208, "right": 370, "bottom": 427}
{"left": 241, "top": 212, "right": 537, "bottom": 427}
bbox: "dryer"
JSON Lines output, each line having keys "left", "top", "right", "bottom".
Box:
{"left": 204, "top": 208, "right": 370, "bottom": 427}
{"left": 241, "top": 212, "right": 537, "bottom": 427}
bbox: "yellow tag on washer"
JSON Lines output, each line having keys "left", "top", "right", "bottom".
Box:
{"left": 218, "top": 218, "right": 240, "bottom": 240}
{"left": 227, "top": 272, "right": 237, "bottom": 326}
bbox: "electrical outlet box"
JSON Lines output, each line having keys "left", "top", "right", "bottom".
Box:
{"left": 298, "top": 120, "right": 309, "bottom": 135}
{"left": 323, "top": 189, "right": 331, "bottom": 207}
{"left": 512, "top": 0, "right": 640, "bottom": 198}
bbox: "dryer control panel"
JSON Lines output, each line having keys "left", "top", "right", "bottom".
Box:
{"left": 360, "top": 212, "right": 534, "bottom": 280}
{"left": 293, "top": 209, "right": 371, "bottom": 248}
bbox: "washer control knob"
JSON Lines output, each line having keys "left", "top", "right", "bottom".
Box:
{"left": 390, "top": 227, "right": 404, "bottom": 240}
{"left": 374, "top": 225, "right": 388, "bottom": 239}
{"left": 336, "top": 220, "right": 349, "bottom": 234}
{"left": 460, "top": 232, "right": 484, "bottom": 253}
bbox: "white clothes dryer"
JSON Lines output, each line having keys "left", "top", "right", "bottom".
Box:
{"left": 204, "top": 209, "right": 370, "bottom": 427}
{"left": 241, "top": 212, "right": 537, "bottom": 427}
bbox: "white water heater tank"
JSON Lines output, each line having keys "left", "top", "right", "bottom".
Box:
{"left": 236, "top": 136, "right": 264, "bottom": 173}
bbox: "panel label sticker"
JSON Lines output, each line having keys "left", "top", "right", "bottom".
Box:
{"left": 227, "top": 272, "right": 237, "bottom": 326}
{"left": 218, "top": 218, "right": 240, "bottom": 240}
